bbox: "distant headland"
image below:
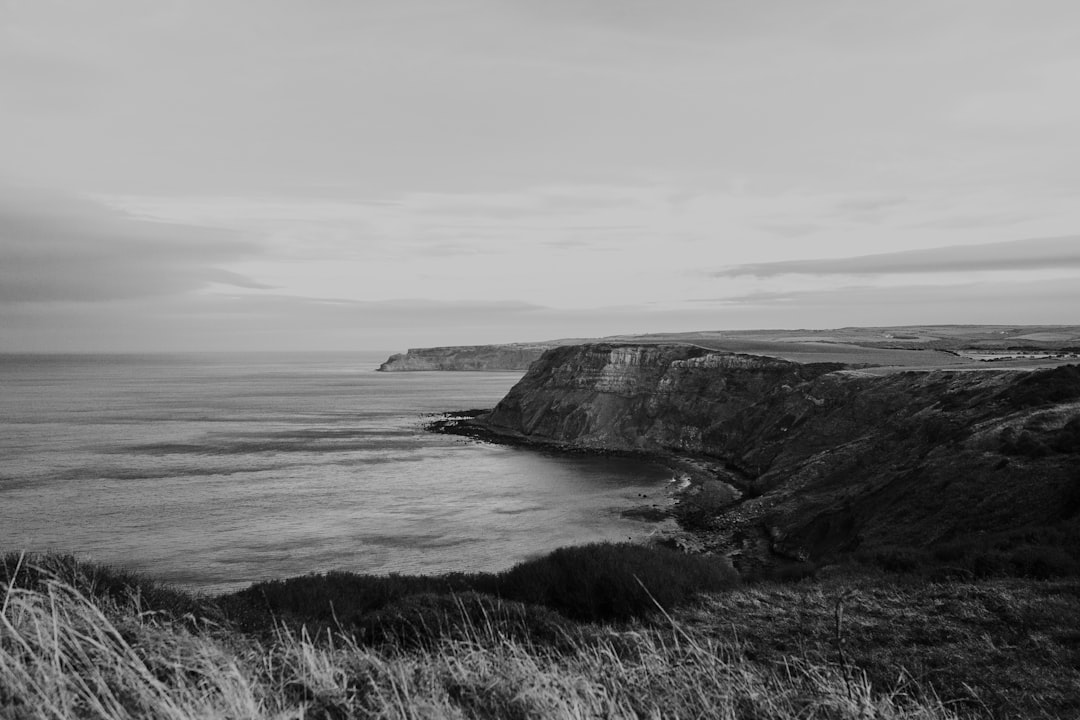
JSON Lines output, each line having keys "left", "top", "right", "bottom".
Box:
{"left": 377, "top": 343, "right": 563, "bottom": 371}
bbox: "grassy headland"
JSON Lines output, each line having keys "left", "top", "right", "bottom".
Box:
{"left": 3, "top": 549, "right": 1079, "bottom": 719}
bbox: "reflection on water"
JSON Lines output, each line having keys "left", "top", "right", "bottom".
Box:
{"left": 0, "top": 352, "right": 672, "bottom": 593}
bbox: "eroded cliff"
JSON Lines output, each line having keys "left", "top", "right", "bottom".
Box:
{"left": 469, "top": 344, "right": 1080, "bottom": 570}
{"left": 377, "top": 344, "right": 557, "bottom": 372}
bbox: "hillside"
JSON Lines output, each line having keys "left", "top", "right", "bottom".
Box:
{"left": 445, "top": 343, "right": 1080, "bottom": 575}
{"left": 4, "top": 552, "right": 1079, "bottom": 719}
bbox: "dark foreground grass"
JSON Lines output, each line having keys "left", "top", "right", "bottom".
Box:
{"left": 0, "top": 551, "right": 215, "bottom": 622}
{"left": 4, "top": 550, "right": 1079, "bottom": 718}
{"left": 685, "top": 570, "right": 1080, "bottom": 720}
{"left": 0, "top": 553, "right": 960, "bottom": 720}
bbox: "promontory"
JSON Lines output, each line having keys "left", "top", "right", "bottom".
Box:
{"left": 435, "top": 334, "right": 1080, "bottom": 576}
{"left": 377, "top": 343, "right": 558, "bottom": 372}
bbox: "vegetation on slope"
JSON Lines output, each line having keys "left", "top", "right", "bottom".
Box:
{"left": 683, "top": 571, "right": 1080, "bottom": 720}
{"left": 219, "top": 543, "right": 738, "bottom": 636}
{"left": 466, "top": 347, "right": 1080, "bottom": 575}
{"left": 4, "top": 551, "right": 1080, "bottom": 719}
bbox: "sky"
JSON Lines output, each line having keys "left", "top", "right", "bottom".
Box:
{"left": 2, "top": 0, "right": 1079, "bottom": 352}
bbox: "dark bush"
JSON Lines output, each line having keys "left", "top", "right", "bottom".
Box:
{"left": 355, "top": 592, "right": 582, "bottom": 650}
{"left": 999, "top": 364, "right": 1080, "bottom": 409}
{"left": 1007, "top": 546, "right": 1080, "bottom": 579}
{"left": 1002, "top": 430, "right": 1051, "bottom": 458}
{"left": 221, "top": 543, "right": 739, "bottom": 633}
{"left": 1051, "top": 417, "right": 1080, "bottom": 454}
{"left": 928, "top": 527, "right": 1080, "bottom": 580}
{"left": 219, "top": 570, "right": 477, "bottom": 634}
{"left": 879, "top": 548, "right": 925, "bottom": 573}
{"left": 917, "top": 416, "right": 965, "bottom": 444}
{"left": 1000, "top": 418, "right": 1080, "bottom": 457}
{"left": 492, "top": 543, "right": 738, "bottom": 622}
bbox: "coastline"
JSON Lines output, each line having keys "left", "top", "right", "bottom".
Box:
{"left": 425, "top": 410, "right": 733, "bottom": 556}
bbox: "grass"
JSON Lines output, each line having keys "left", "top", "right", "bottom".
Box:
{"left": 859, "top": 533, "right": 1080, "bottom": 580}
{"left": 2, "top": 556, "right": 974, "bottom": 720}
{"left": 4, "top": 552, "right": 1080, "bottom": 718}
{"left": 683, "top": 571, "right": 1080, "bottom": 720}
{"left": 0, "top": 551, "right": 214, "bottom": 623}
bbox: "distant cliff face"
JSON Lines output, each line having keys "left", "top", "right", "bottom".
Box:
{"left": 477, "top": 344, "right": 1080, "bottom": 568}
{"left": 377, "top": 344, "right": 557, "bottom": 372}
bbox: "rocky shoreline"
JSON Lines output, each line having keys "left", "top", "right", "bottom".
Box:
{"left": 426, "top": 344, "right": 1080, "bottom": 580}
{"left": 425, "top": 410, "right": 732, "bottom": 556}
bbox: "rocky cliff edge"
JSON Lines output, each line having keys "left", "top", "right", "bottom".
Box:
{"left": 458, "top": 343, "right": 1080, "bottom": 572}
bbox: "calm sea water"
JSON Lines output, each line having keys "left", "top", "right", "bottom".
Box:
{"left": 0, "top": 352, "right": 672, "bottom": 594}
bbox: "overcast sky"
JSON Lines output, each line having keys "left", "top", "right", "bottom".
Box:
{"left": 2, "top": 0, "right": 1079, "bottom": 352}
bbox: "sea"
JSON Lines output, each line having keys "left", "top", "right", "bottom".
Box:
{"left": 0, "top": 352, "right": 673, "bottom": 594}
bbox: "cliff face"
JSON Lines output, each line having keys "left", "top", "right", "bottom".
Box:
{"left": 477, "top": 344, "right": 1080, "bottom": 567}
{"left": 484, "top": 344, "right": 843, "bottom": 452}
{"left": 377, "top": 344, "right": 556, "bottom": 372}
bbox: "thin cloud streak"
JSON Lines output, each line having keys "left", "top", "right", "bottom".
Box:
{"left": 687, "top": 276, "right": 1080, "bottom": 328}
{"left": 0, "top": 187, "right": 267, "bottom": 303}
{"left": 712, "top": 236, "right": 1080, "bottom": 278}
{"left": 0, "top": 293, "right": 664, "bottom": 352}
{"left": 4, "top": 275, "right": 1078, "bottom": 353}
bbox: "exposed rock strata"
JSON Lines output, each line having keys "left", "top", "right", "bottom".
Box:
{"left": 463, "top": 343, "right": 1080, "bottom": 571}
{"left": 377, "top": 344, "right": 557, "bottom": 372}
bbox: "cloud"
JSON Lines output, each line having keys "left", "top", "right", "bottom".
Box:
{"left": 0, "top": 186, "right": 267, "bottom": 302}
{"left": 909, "top": 213, "right": 1032, "bottom": 230}
{"left": 711, "top": 236, "right": 1080, "bottom": 278}
{"left": 834, "top": 195, "right": 908, "bottom": 215}
{"left": 684, "top": 275, "right": 1080, "bottom": 328}
{"left": 757, "top": 222, "right": 820, "bottom": 239}
{"left": 0, "top": 291, "right": 649, "bottom": 352}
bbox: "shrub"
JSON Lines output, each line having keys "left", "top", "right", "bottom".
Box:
{"left": 1001, "top": 429, "right": 1051, "bottom": 457}
{"left": 1051, "top": 417, "right": 1080, "bottom": 453}
{"left": 999, "top": 364, "right": 1080, "bottom": 409}
{"left": 219, "top": 570, "right": 477, "bottom": 634}
{"left": 355, "top": 591, "right": 582, "bottom": 650}
{"left": 928, "top": 530, "right": 1080, "bottom": 579}
{"left": 867, "top": 547, "right": 927, "bottom": 574}
{"left": 1007, "top": 545, "right": 1080, "bottom": 579}
{"left": 916, "top": 416, "right": 966, "bottom": 444}
{"left": 492, "top": 543, "right": 738, "bottom": 622}
{"left": 222, "top": 543, "right": 739, "bottom": 633}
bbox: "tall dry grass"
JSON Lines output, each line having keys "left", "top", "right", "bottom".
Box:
{"left": 0, "top": 559, "right": 960, "bottom": 720}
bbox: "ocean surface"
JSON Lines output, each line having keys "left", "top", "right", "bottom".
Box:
{"left": 0, "top": 352, "right": 673, "bottom": 594}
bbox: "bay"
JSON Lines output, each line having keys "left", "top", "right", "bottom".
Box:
{"left": 0, "top": 352, "right": 672, "bottom": 594}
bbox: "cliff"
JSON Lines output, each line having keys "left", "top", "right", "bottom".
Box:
{"left": 377, "top": 344, "right": 557, "bottom": 372}
{"left": 469, "top": 344, "right": 1080, "bottom": 571}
